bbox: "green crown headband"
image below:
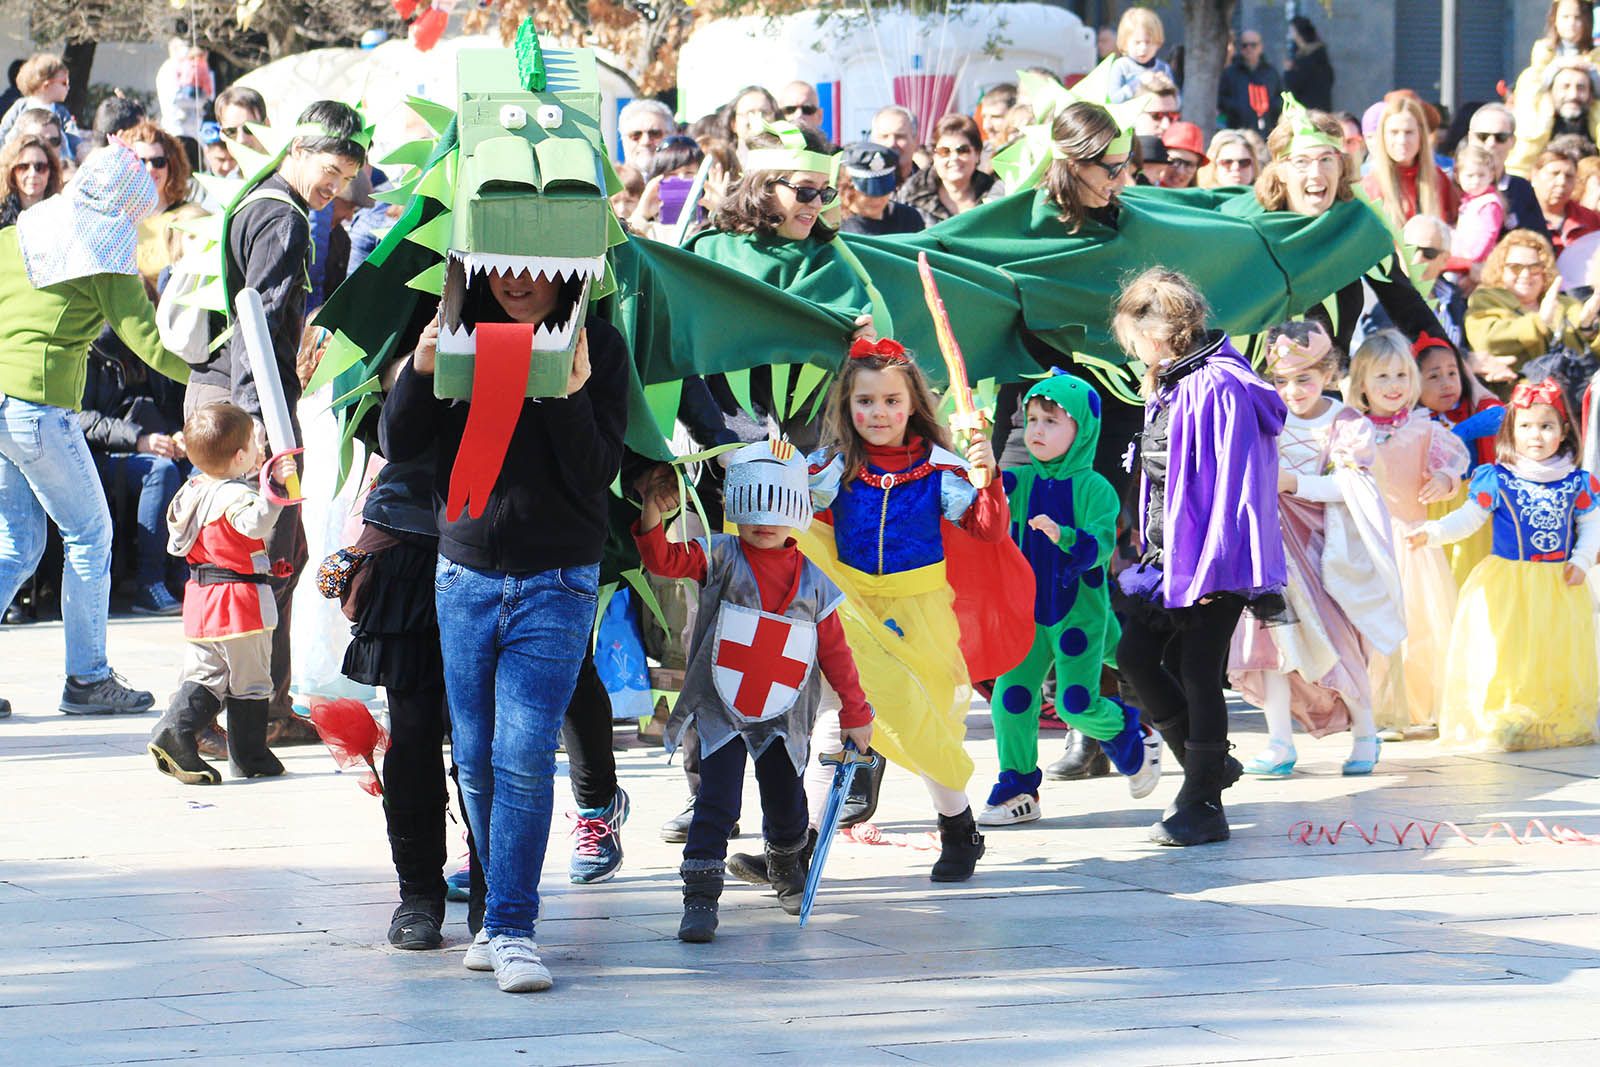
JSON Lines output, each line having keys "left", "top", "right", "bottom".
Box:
{"left": 288, "top": 119, "right": 375, "bottom": 152}
{"left": 746, "top": 120, "right": 839, "bottom": 180}
{"left": 999, "top": 55, "right": 1144, "bottom": 186}
{"left": 1281, "top": 92, "right": 1341, "bottom": 157}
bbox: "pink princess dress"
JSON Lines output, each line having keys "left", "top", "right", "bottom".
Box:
{"left": 1231, "top": 402, "right": 1406, "bottom": 738}
{"left": 1367, "top": 407, "right": 1470, "bottom": 733}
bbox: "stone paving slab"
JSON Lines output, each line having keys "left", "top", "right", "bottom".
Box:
{"left": 4, "top": 615, "right": 1600, "bottom": 1064}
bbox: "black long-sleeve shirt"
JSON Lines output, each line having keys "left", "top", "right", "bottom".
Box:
{"left": 380, "top": 315, "right": 629, "bottom": 574}
{"left": 187, "top": 173, "right": 311, "bottom": 440}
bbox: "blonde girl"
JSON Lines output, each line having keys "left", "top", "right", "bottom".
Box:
{"left": 1344, "top": 330, "right": 1469, "bottom": 738}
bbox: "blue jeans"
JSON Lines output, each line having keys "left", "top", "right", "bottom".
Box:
{"left": 97, "top": 452, "right": 182, "bottom": 586}
{"left": 0, "top": 396, "right": 112, "bottom": 681}
{"left": 435, "top": 556, "right": 599, "bottom": 938}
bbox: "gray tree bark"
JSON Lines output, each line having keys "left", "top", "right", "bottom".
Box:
{"left": 1181, "top": 0, "right": 1238, "bottom": 129}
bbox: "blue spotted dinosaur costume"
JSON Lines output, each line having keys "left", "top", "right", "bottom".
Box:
{"left": 988, "top": 373, "right": 1151, "bottom": 814}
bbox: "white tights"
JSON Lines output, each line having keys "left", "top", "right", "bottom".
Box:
{"left": 804, "top": 706, "right": 970, "bottom": 824}
{"left": 1261, "top": 671, "right": 1378, "bottom": 752}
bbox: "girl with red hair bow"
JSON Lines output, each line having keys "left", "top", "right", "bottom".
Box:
{"left": 1408, "top": 378, "right": 1600, "bottom": 752}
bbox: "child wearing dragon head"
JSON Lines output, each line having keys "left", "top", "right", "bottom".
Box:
{"left": 982, "top": 372, "right": 1161, "bottom": 826}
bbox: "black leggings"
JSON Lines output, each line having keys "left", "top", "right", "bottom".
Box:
{"left": 1116, "top": 597, "right": 1245, "bottom": 748}
{"left": 382, "top": 682, "right": 471, "bottom": 897}
{"left": 684, "top": 738, "right": 808, "bottom": 863}
{"left": 561, "top": 651, "right": 619, "bottom": 811}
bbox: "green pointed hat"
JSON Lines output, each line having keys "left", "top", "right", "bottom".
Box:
{"left": 1279, "top": 92, "right": 1342, "bottom": 157}
{"left": 993, "top": 55, "right": 1148, "bottom": 192}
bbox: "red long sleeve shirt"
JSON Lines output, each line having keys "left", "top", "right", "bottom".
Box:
{"left": 633, "top": 521, "right": 873, "bottom": 729}
{"left": 859, "top": 436, "right": 1011, "bottom": 542}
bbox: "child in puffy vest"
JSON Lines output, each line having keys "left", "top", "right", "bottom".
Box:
{"left": 147, "top": 401, "right": 296, "bottom": 785}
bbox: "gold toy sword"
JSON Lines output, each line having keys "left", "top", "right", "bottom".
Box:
{"left": 916, "top": 251, "right": 990, "bottom": 489}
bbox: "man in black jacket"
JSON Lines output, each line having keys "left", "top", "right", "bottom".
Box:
{"left": 1219, "top": 30, "right": 1283, "bottom": 136}
{"left": 183, "top": 100, "right": 366, "bottom": 742}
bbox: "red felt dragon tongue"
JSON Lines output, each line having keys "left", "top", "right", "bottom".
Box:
{"left": 446, "top": 322, "right": 536, "bottom": 521}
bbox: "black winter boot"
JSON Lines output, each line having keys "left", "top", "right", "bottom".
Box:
{"left": 839, "top": 750, "right": 886, "bottom": 827}
{"left": 227, "top": 698, "right": 284, "bottom": 778}
{"left": 930, "top": 808, "right": 985, "bottom": 882}
{"left": 388, "top": 890, "right": 446, "bottom": 949}
{"left": 765, "top": 835, "right": 811, "bottom": 916}
{"left": 678, "top": 860, "right": 724, "bottom": 942}
{"left": 727, "top": 827, "right": 816, "bottom": 886}
{"left": 1149, "top": 740, "right": 1232, "bottom": 846}
{"left": 1044, "top": 727, "right": 1111, "bottom": 780}
{"left": 148, "top": 684, "right": 223, "bottom": 785}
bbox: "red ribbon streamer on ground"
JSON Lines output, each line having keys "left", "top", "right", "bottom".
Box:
{"left": 446, "top": 323, "right": 535, "bottom": 521}
{"left": 1287, "top": 819, "right": 1600, "bottom": 847}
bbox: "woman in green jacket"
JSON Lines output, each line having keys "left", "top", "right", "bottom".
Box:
{"left": 0, "top": 142, "right": 190, "bottom": 719}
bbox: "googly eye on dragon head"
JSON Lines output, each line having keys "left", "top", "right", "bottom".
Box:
{"left": 536, "top": 104, "right": 563, "bottom": 129}
{"left": 499, "top": 105, "right": 527, "bottom": 131}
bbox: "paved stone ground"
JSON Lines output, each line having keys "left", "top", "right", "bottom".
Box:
{"left": 4, "top": 615, "right": 1600, "bottom": 1065}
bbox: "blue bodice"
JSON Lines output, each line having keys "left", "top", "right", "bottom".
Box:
{"left": 1472, "top": 466, "right": 1600, "bottom": 562}
{"left": 834, "top": 468, "right": 945, "bottom": 576}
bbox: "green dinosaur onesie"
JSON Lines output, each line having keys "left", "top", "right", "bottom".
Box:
{"left": 988, "top": 373, "right": 1145, "bottom": 807}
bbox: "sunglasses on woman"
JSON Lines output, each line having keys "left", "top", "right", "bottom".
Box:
{"left": 138, "top": 156, "right": 169, "bottom": 171}
{"left": 933, "top": 144, "right": 976, "bottom": 158}
{"left": 12, "top": 161, "right": 49, "bottom": 174}
{"left": 783, "top": 104, "right": 820, "bottom": 117}
{"left": 1092, "top": 157, "right": 1129, "bottom": 180}
{"left": 769, "top": 177, "right": 838, "bottom": 204}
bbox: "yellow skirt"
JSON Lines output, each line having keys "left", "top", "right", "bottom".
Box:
{"left": 795, "top": 524, "right": 975, "bottom": 791}
{"left": 1440, "top": 557, "right": 1599, "bottom": 752}
{"left": 1428, "top": 484, "right": 1493, "bottom": 587}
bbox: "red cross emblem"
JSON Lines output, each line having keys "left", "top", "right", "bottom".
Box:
{"left": 712, "top": 604, "right": 817, "bottom": 720}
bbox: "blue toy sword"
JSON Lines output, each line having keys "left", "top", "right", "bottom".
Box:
{"left": 799, "top": 740, "right": 879, "bottom": 927}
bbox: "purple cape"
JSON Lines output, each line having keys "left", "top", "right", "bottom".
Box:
{"left": 1144, "top": 336, "right": 1287, "bottom": 609}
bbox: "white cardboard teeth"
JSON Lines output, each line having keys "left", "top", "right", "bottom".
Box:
{"left": 448, "top": 250, "right": 603, "bottom": 283}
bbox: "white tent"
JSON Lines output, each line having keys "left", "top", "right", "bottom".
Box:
{"left": 675, "top": 2, "right": 1095, "bottom": 144}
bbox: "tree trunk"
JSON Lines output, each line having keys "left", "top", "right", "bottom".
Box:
{"left": 1181, "top": 0, "right": 1237, "bottom": 129}
{"left": 62, "top": 40, "right": 96, "bottom": 129}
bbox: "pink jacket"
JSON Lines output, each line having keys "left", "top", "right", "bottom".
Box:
{"left": 1452, "top": 188, "right": 1506, "bottom": 265}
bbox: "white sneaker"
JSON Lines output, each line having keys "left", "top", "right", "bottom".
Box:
{"left": 463, "top": 929, "right": 493, "bottom": 972}
{"left": 489, "top": 933, "right": 553, "bottom": 993}
{"left": 1126, "top": 725, "right": 1162, "bottom": 799}
{"left": 977, "top": 793, "right": 1041, "bottom": 826}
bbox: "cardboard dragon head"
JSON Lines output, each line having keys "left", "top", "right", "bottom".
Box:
{"left": 434, "top": 19, "right": 620, "bottom": 401}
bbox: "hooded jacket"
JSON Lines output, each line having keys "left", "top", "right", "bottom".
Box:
{"left": 1002, "top": 372, "right": 1120, "bottom": 626}
{"left": 167, "top": 473, "right": 283, "bottom": 639}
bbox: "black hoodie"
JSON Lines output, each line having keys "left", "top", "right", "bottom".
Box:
{"left": 379, "top": 315, "right": 628, "bottom": 575}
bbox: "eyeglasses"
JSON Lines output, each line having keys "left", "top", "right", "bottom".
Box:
{"left": 1504, "top": 261, "right": 1545, "bottom": 275}
{"left": 625, "top": 128, "right": 668, "bottom": 142}
{"left": 1414, "top": 246, "right": 1443, "bottom": 261}
{"left": 1092, "top": 157, "right": 1129, "bottom": 180}
{"left": 1218, "top": 156, "right": 1254, "bottom": 169}
{"left": 138, "top": 156, "right": 168, "bottom": 170}
{"left": 220, "top": 125, "right": 249, "bottom": 139}
{"left": 933, "top": 144, "right": 976, "bottom": 158}
{"left": 769, "top": 177, "right": 838, "bottom": 204}
{"left": 1166, "top": 157, "right": 1198, "bottom": 171}
{"left": 12, "top": 161, "right": 49, "bottom": 174}
{"left": 783, "top": 104, "right": 820, "bottom": 117}
{"left": 1148, "top": 110, "right": 1182, "bottom": 123}
{"left": 1286, "top": 152, "right": 1342, "bottom": 174}
{"left": 1473, "top": 130, "right": 1514, "bottom": 144}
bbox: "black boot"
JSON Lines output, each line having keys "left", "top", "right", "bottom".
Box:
{"left": 765, "top": 835, "right": 811, "bottom": 916}
{"left": 227, "top": 698, "right": 284, "bottom": 778}
{"left": 1148, "top": 717, "right": 1188, "bottom": 769}
{"left": 727, "top": 827, "right": 816, "bottom": 886}
{"left": 1044, "top": 728, "right": 1111, "bottom": 780}
{"left": 388, "top": 889, "right": 445, "bottom": 949}
{"left": 839, "top": 751, "right": 886, "bottom": 828}
{"left": 678, "top": 860, "right": 724, "bottom": 942}
{"left": 148, "top": 684, "right": 223, "bottom": 785}
{"left": 386, "top": 804, "right": 447, "bottom": 949}
{"left": 1150, "top": 740, "right": 1231, "bottom": 846}
{"left": 930, "top": 808, "right": 985, "bottom": 882}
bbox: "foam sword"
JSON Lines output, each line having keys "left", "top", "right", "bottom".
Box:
{"left": 916, "top": 251, "right": 990, "bottom": 488}
{"left": 233, "top": 288, "right": 304, "bottom": 504}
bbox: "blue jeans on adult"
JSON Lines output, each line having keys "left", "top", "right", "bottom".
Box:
{"left": 435, "top": 556, "right": 598, "bottom": 939}
{"left": 96, "top": 452, "right": 183, "bottom": 586}
{"left": 0, "top": 396, "right": 113, "bottom": 682}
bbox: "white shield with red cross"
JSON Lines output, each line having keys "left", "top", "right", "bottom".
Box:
{"left": 711, "top": 603, "right": 817, "bottom": 721}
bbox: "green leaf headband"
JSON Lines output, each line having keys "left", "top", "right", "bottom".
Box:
{"left": 995, "top": 55, "right": 1142, "bottom": 188}
{"left": 1280, "top": 92, "right": 1342, "bottom": 156}
{"left": 746, "top": 120, "right": 839, "bottom": 180}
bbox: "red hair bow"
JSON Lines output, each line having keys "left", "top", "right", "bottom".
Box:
{"left": 1411, "top": 331, "right": 1451, "bottom": 359}
{"left": 1511, "top": 378, "right": 1569, "bottom": 419}
{"left": 849, "top": 336, "right": 909, "bottom": 363}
